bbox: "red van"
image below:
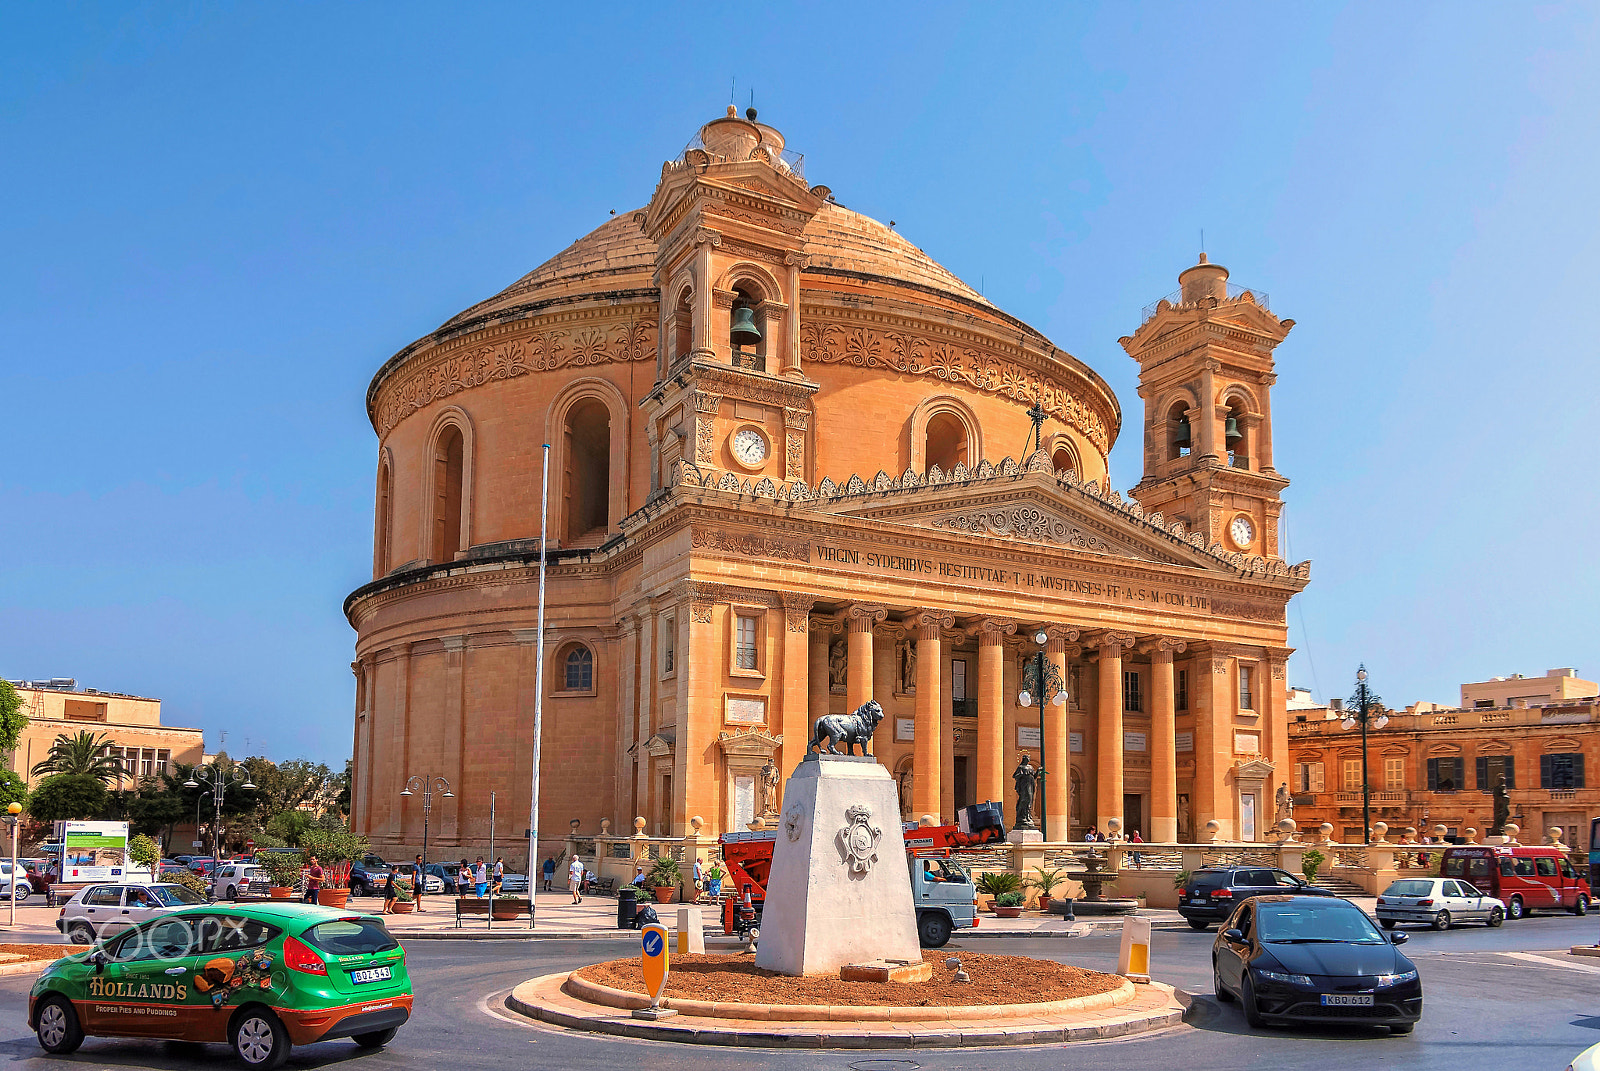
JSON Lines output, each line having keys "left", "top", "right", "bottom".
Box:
{"left": 1438, "top": 845, "right": 1591, "bottom": 920}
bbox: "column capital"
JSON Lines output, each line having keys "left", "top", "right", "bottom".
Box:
{"left": 910, "top": 610, "right": 955, "bottom": 637}
{"left": 976, "top": 618, "right": 1017, "bottom": 645}
{"left": 1138, "top": 636, "right": 1189, "bottom": 660}
{"left": 1087, "top": 629, "right": 1136, "bottom": 653}
{"left": 779, "top": 591, "right": 817, "bottom": 634}
{"left": 807, "top": 614, "right": 837, "bottom": 642}
{"left": 1044, "top": 624, "right": 1080, "bottom": 654}
{"left": 673, "top": 579, "right": 723, "bottom": 623}
{"left": 439, "top": 635, "right": 468, "bottom": 653}
{"left": 350, "top": 660, "right": 362, "bottom": 677}
{"left": 845, "top": 603, "right": 888, "bottom": 632}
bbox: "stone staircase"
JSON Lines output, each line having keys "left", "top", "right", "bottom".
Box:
{"left": 1317, "top": 872, "right": 1370, "bottom": 897}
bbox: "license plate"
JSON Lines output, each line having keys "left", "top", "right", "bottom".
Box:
{"left": 1320, "top": 993, "right": 1374, "bottom": 1006}
{"left": 350, "top": 966, "right": 392, "bottom": 985}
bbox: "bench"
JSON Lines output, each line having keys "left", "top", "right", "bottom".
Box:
{"left": 587, "top": 877, "right": 616, "bottom": 897}
{"left": 454, "top": 896, "right": 534, "bottom": 928}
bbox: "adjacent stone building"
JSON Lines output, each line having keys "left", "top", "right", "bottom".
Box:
{"left": 6, "top": 679, "right": 205, "bottom": 789}
{"left": 345, "top": 107, "right": 1312, "bottom": 865}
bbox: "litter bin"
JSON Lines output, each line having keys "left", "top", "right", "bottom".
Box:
{"left": 617, "top": 886, "right": 638, "bottom": 929}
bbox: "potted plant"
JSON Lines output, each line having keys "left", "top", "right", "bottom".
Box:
{"left": 258, "top": 852, "right": 304, "bottom": 899}
{"left": 299, "top": 827, "right": 368, "bottom": 909}
{"left": 492, "top": 892, "right": 523, "bottom": 919}
{"left": 1025, "top": 866, "right": 1069, "bottom": 912}
{"left": 993, "top": 891, "right": 1026, "bottom": 919}
{"left": 647, "top": 857, "right": 682, "bottom": 904}
{"left": 975, "top": 871, "right": 1022, "bottom": 912}
{"left": 390, "top": 876, "right": 416, "bottom": 913}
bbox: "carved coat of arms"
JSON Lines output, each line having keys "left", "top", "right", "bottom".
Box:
{"left": 837, "top": 803, "right": 882, "bottom": 874}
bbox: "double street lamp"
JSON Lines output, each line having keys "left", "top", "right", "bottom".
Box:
{"left": 1341, "top": 665, "right": 1388, "bottom": 845}
{"left": 183, "top": 764, "right": 256, "bottom": 870}
{"left": 1017, "top": 628, "right": 1068, "bottom": 841}
{"left": 400, "top": 775, "right": 452, "bottom": 891}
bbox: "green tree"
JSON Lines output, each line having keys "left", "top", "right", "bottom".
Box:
{"left": 128, "top": 834, "right": 159, "bottom": 871}
{"left": 335, "top": 759, "right": 352, "bottom": 817}
{"left": 0, "top": 681, "right": 27, "bottom": 754}
{"left": 266, "top": 809, "right": 316, "bottom": 846}
{"left": 30, "top": 730, "right": 124, "bottom": 784}
{"left": 243, "top": 757, "right": 334, "bottom": 818}
{"left": 0, "top": 770, "right": 27, "bottom": 810}
{"left": 28, "top": 774, "right": 109, "bottom": 823}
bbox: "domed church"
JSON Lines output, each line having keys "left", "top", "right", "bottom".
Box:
{"left": 345, "top": 106, "right": 1309, "bottom": 865}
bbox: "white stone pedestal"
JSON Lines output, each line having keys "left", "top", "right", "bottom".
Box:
{"left": 1007, "top": 828, "right": 1044, "bottom": 844}
{"left": 754, "top": 756, "right": 921, "bottom": 977}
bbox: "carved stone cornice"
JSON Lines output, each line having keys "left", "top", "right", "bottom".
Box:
{"left": 716, "top": 728, "right": 782, "bottom": 759}
{"left": 692, "top": 390, "right": 722, "bottom": 414}
{"left": 691, "top": 527, "right": 809, "bottom": 564}
{"left": 780, "top": 591, "right": 817, "bottom": 634}
{"left": 693, "top": 226, "right": 723, "bottom": 248}
{"left": 846, "top": 604, "right": 888, "bottom": 633}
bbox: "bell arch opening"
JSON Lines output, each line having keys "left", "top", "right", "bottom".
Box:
{"left": 563, "top": 399, "right": 611, "bottom": 543}
{"left": 924, "top": 412, "right": 969, "bottom": 473}
{"left": 430, "top": 426, "right": 464, "bottom": 563}
{"left": 1166, "top": 401, "right": 1192, "bottom": 461}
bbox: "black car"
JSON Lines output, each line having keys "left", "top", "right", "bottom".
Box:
{"left": 1212, "top": 894, "right": 1422, "bottom": 1033}
{"left": 347, "top": 854, "right": 392, "bottom": 897}
{"left": 1179, "top": 866, "right": 1336, "bottom": 929}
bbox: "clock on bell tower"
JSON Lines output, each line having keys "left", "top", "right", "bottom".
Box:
{"left": 1121, "top": 255, "right": 1294, "bottom": 557}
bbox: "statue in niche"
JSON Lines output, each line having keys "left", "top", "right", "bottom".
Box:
{"left": 758, "top": 757, "right": 780, "bottom": 817}
{"left": 1275, "top": 783, "right": 1294, "bottom": 824}
{"left": 828, "top": 638, "right": 848, "bottom": 693}
{"left": 1013, "top": 754, "right": 1041, "bottom": 830}
{"left": 898, "top": 638, "right": 917, "bottom": 693}
{"left": 1490, "top": 777, "right": 1511, "bottom": 836}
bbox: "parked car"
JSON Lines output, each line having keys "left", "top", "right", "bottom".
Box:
{"left": 188, "top": 858, "right": 219, "bottom": 876}
{"left": 1179, "top": 866, "right": 1337, "bottom": 930}
{"left": 1376, "top": 877, "right": 1504, "bottom": 929}
{"left": 421, "top": 863, "right": 456, "bottom": 893}
{"left": 1212, "top": 894, "right": 1421, "bottom": 1033}
{"left": 0, "top": 862, "right": 34, "bottom": 902}
{"left": 18, "top": 859, "right": 49, "bottom": 894}
{"left": 347, "top": 855, "right": 391, "bottom": 897}
{"left": 55, "top": 883, "right": 208, "bottom": 944}
{"left": 212, "top": 864, "right": 273, "bottom": 901}
{"left": 30, "top": 903, "right": 412, "bottom": 1066}
{"left": 1439, "top": 844, "right": 1591, "bottom": 919}
{"left": 499, "top": 872, "right": 530, "bottom": 894}
{"left": 172, "top": 854, "right": 195, "bottom": 866}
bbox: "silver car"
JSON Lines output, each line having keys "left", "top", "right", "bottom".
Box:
{"left": 210, "top": 863, "right": 271, "bottom": 900}
{"left": 55, "top": 882, "right": 208, "bottom": 943}
{"left": 1376, "top": 876, "right": 1504, "bottom": 930}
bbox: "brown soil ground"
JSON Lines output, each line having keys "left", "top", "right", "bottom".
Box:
{"left": 574, "top": 953, "right": 1121, "bottom": 1007}
{"left": 0, "top": 945, "right": 69, "bottom": 963}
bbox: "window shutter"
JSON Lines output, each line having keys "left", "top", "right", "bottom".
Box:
{"left": 1575, "top": 754, "right": 1585, "bottom": 789}
{"left": 1427, "top": 758, "right": 1439, "bottom": 791}
{"left": 1313, "top": 763, "right": 1324, "bottom": 793}
{"left": 1476, "top": 756, "right": 1488, "bottom": 790}
{"left": 1540, "top": 753, "right": 1552, "bottom": 789}
{"left": 1505, "top": 756, "right": 1514, "bottom": 790}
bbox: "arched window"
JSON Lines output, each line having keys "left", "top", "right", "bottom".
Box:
{"left": 1224, "top": 398, "right": 1249, "bottom": 468}
{"left": 562, "top": 645, "right": 594, "bottom": 691}
{"left": 1166, "top": 401, "right": 1192, "bottom": 461}
{"left": 924, "top": 412, "right": 968, "bottom": 472}
{"left": 563, "top": 399, "right": 611, "bottom": 543}
{"left": 431, "top": 425, "right": 464, "bottom": 562}
{"left": 729, "top": 285, "right": 767, "bottom": 372}
{"left": 1051, "top": 439, "right": 1080, "bottom": 476}
{"left": 672, "top": 288, "right": 693, "bottom": 365}
{"left": 375, "top": 459, "right": 393, "bottom": 576}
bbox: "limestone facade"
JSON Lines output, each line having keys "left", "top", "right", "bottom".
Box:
{"left": 345, "top": 107, "right": 1311, "bottom": 866}
{"left": 7, "top": 683, "right": 205, "bottom": 789}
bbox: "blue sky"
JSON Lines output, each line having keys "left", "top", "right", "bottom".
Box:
{"left": 3, "top": 3, "right": 1596, "bottom": 764}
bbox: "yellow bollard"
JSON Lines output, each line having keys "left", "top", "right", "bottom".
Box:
{"left": 1116, "top": 915, "right": 1152, "bottom": 983}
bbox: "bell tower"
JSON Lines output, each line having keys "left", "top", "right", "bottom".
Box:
{"left": 1121, "top": 255, "right": 1294, "bottom": 558}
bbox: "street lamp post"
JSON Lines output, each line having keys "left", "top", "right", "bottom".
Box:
{"left": 399, "top": 775, "right": 453, "bottom": 894}
{"left": 5, "top": 802, "right": 21, "bottom": 927}
{"left": 1017, "top": 628, "right": 1068, "bottom": 841}
{"left": 1341, "top": 665, "right": 1388, "bottom": 845}
{"left": 183, "top": 764, "right": 256, "bottom": 872}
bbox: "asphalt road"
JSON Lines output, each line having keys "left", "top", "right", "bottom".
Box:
{"left": 1, "top": 913, "right": 1597, "bottom": 1070}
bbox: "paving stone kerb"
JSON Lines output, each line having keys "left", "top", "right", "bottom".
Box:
{"left": 507, "top": 971, "right": 1191, "bottom": 1047}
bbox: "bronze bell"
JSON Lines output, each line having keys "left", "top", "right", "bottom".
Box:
{"left": 1224, "top": 415, "right": 1242, "bottom": 446}
{"left": 730, "top": 305, "right": 762, "bottom": 347}
{"left": 1173, "top": 414, "right": 1191, "bottom": 448}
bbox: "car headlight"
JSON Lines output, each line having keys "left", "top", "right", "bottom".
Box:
{"left": 1255, "top": 968, "right": 1313, "bottom": 986}
{"left": 1376, "top": 969, "right": 1418, "bottom": 986}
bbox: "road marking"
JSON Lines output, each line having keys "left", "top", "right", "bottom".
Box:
{"left": 1497, "top": 951, "right": 1600, "bottom": 975}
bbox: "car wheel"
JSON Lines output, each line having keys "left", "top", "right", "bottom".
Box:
{"left": 1188, "top": 919, "right": 1211, "bottom": 931}
{"left": 1240, "top": 973, "right": 1265, "bottom": 1029}
{"left": 67, "top": 922, "right": 96, "bottom": 945}
{"left": 352, "top": 1027, "right": 398, "bottom": 1049}
{"left": 917, "top": 912, "right": 952, "bottom": 948}
{"left": 1432, "top": 910, "right": 1451, "bottom": 931}
{"left": 1487, "top": 906, "right": 1504, "bottom": 927}
{"left": 13, "top": 885, "right": 28, "bottom": 903}
{"left": 1507, "top": 896, "right": 1524, "bottom": 920}
{"left": 231, "top": 1008, "right": 290, "bottom": 1069}
{"left": 35, "top": 995, "right": 84, "bottom": 1054}
{"left": 1574, "top": 895, "right": 1589, "bottom": 917}
{"left": 1213, "top": 959, "right": 1234, "bottom": 1003}
{"left": 1379, "top": 919, "right": 1397, "bottom": 930}
{"left": 1391, "top": 1022, "right": 1414, "bottom": 1035}
{"left": 226, "top": 886, "right": 239, "bottom": 901}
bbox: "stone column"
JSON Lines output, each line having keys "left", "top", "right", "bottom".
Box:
{"left": 615, "top": 618, "right": 639, "bottom": 833}
{"left": 1194, "top": 649, "right": 1231, "bottom": 839}
{"left": 911, "top": 612, "right": 953, "bottom": 821}
{"left": 779, "top": 593, "right": 816, "bottom": 780}
{"left": 385, "top": 643, "right": 412, "bottom": 840}
{"left": 1257, "top": 371, "right": 1277, "bottom": 473}
{"left": 1263, "top": 648, "right": 1291, "bottom": 789}
{"left": 676, "top": 582, "right": 718, "bottom": 834}
{"left": 1044, "top": 626, "right": 1078, "bottom": 840}
{"left": 1094, "top": 631, "right": 1135, "bottom": 832}
{"left": 976, "top": 619, "right": 1015, "bottom": 808}
{"left": 692, "top": 231, "right": 719, "bottom": 360}
{"left": 1198, "top": 359, "right": 1220, "bottom": 462}
{"left": 439, "top": 636, "right": 468, "bottom": 843}
{"left": 783, "top": 252, "right": 805, "bottom": 377}
{"left": 846, "top": 604, "right": 886, "bottom": 730}
{"left": 808, "top": 617, "right": 831, "bottom": 723}
{"left": 1144, "top": 638, "right": 1187, "bottom": 843}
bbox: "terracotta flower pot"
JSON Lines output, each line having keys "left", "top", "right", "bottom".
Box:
{"left": 319, "top": 888, "right": 351, "bottom": 909}
{"left": 993, "top": 906, "right": 1024, "bottom": 919}
{"left": 392, "top": 901, "right": 416, "bottom": 914}
{"left": 268, "top": 887, "right": 293, "bottom": 900}
{"left": 653, "top": 886, "right": 675, "bottom": 904}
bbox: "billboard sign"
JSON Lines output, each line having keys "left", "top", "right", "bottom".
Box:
{"left": 62, "top": 821, "right": 130, "bottom": 881}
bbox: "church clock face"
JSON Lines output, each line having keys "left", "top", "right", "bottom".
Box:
{"left": 731, "top": 427, "right": 769, "bottom": 469}
{"left": 1229, "top": 514, "right": 1255, "bottom": 549}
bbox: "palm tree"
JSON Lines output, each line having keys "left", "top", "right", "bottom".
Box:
{"left": 30, "top": 730, "right": 126, "bottom": 784}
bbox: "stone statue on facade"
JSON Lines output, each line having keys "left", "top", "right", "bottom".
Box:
{"left": 1275, "top": 782, "right": 1294, "bottom": 824}
{"left": 828, "top": 639, "right": 848, "bottom": 693}
{"left": 898, "top": 638, "right": 917, "bottom": 694}
{"left": 1013, "top": 754, "right": 1040, "bottom": 829}
{"left": 1490, "top": 777, "right": 1511, "bottom": 836}
{"left": 758, "top": 758, "right": 780, "bottom": 817}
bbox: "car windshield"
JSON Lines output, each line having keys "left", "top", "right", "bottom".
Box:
{"left": 151, "top": 885, "right": 206, "bottom": 906}
{"left": 1383, "top": 880, "right": 1435, "bottom": 897}
{"left": 1257, "top": 901, "right": 1386, "bottom": 944}
{"left": 302, "top": 918, "right": 399, "bottom": 956}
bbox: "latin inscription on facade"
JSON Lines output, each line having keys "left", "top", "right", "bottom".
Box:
{"left": 726, "top": 697, "right": 766, "bottom": 725}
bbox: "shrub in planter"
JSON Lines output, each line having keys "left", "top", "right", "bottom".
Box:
{"left": 975, "top": 871, "right": 1022, "bottom": 897}
{"left": 993, "top": 891, "right": 1026, "bottom": 918}
{"left": 1026, "top": 866, "right": 1068, "bottom": 910}
{"left": 258, "top": 852, "right": 305, "bottom": 896}
{"left": 647, "top": 857, "right": 682, "bottom": 903}
{"left": 1301, "top": 849, "right": 1326, "bottom": 883}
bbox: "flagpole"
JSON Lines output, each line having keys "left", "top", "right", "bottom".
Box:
{"left": 528, "top": 443, "right": 549, "bottom": 930}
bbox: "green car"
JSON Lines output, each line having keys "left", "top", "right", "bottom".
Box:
{"left": 29, "top": 902, "right": 411, "bottom": 1068}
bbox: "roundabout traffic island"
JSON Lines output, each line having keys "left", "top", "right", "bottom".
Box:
{"left": 506, "top": 952, "right": 1189, "bottom": 1048}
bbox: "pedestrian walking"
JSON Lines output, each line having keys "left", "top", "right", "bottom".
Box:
{"left": 541, "top": 856, "right": 556, "bottom": 892}
{"left": 1130, "top": 830, "right": 1143, "bottom": 869}
{"left": 474, "top": 857, "right": 489, "bottom": 897}
{"left": 707, "top": 860, "right": 724, "bottom": 900}
{"left": 693, "top": 857, "right": 704, "bottom": 903}
{"left": 382, "top": 865, "right": 400, "bottom": 914}
{"left": 568, "top": 854, "right": 585, "bottom": 904}
{"left": 492, "top": 857, "right": 505, "bottom": 894}
{"left": 304, "top": 855, "right": 324, "bottom": 905}
{"left": 412, "top": 854, "right": 427, "bottom": 912}
{"left": 458, "top": 858, "right": 473, "bottom": 897}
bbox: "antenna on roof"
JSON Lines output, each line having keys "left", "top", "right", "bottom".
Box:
{"left": 1200, "top": 228, "right": 1205, "bottom": 254}
{"left": 730, "top": 76, "right": 736, "bottom": 105}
